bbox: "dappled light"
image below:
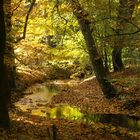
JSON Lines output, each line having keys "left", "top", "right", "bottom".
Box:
{"left": 0, "top": 0, "right": 140, "bottom": 139}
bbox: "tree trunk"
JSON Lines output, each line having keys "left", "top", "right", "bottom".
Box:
{"left": 71, "top": 0, "right": 116, "bottom": 98}
{"left": 0, "top": 0, "right": 10, "bottom": 129}
{"left": 0, "top": 66, "right": 10, "bottom": 129}
{"left": 112, "top": 47, "right": 124, "bottom": 71}
{"left": 112, "top": 0, "right": 137, "bottom": 71}
{"left": 103, "top": 47, "right": 109, "bottom": 73}
{"left": 4, "top": 0, "right": 16, "bottom": 89}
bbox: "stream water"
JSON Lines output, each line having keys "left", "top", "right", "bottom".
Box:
{"left": 15, "top": 83, "right": 140, "bottom": 131}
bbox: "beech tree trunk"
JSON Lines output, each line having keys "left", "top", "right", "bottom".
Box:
{"left": 112, "top": 0, "right": 137, "bottom": 71}
{"left": 0, "top": 0, "right": 10, "bottom": 129}
{"left": 71, "top": 0, "right": 116, "bottom": 98}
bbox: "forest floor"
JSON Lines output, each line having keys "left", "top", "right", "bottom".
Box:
{"left": 2, "top": 66, "right": 140, "bottom": 140}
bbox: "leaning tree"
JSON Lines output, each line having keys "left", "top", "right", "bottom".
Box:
{"left": 70, "top": 0, "right": 117, "bottom": 98}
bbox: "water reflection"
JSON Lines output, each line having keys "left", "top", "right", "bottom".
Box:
{"left": 24, "top": 104, "right": 82, "bottom": 119}
{"left": 15, "top": 84, "right": 58, "bottom": 112}
{"left": 83, "top": 114, "right": 140, "bottom": 131}
{"left": 17, "top": 101, "right": 140, "bottom": 131}
{"left": 15, "top": 83, "right": 140, "bottom": 131}
{"left": 46, "top": 104, "right": 83, "bottom": 120}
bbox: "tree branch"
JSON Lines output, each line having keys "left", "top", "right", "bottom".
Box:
{"left": 14, "top": 0, "right": 36, "bottom": 43}
{"left": 11, "top": 0, "right": 23, "bottom": 16}
{"left": 102, "top": 29, "right": 140, "bottom": 38}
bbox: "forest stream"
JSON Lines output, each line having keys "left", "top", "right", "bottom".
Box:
{"left": 15, "top": 81, "right": 140, "bottom": 132}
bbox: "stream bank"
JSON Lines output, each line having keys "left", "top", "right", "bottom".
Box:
{"left": 8, "top": 67, "right": 140, "bottom": 140}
